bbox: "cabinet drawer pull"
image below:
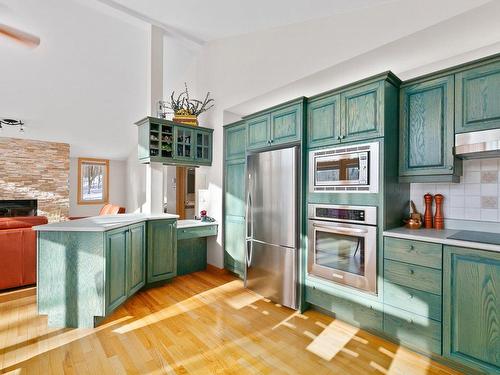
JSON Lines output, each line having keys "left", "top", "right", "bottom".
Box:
{"left": 409, "top": 269, "right": 415, "bottom": 275}
{"left": 409, "top": 294, "right": 414, "bottom": 299}
{"left": 409, "top": 245, "right": 414, "bottom": 251}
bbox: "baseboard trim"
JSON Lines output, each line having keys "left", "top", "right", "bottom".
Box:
{"left": 0, "top": 285, "right": 36, "bottom": 303}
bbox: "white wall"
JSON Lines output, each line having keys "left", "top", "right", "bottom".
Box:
{"left": 195, "top": 0, "right": 500, "bottom": 267}
{"left": 69, "top": 158, "right": 127, "bottom": 217}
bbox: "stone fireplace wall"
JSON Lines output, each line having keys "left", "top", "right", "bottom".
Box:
{"left": 0, "top": 137, "right": 70, "bottom": 221}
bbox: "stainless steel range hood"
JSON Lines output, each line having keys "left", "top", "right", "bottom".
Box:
{"left": 455, "top": 129, "right": 500, "bottom": 159}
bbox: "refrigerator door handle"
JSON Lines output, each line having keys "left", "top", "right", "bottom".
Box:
{"left": 245, "top": 191, "right": 254, "bottom": 267}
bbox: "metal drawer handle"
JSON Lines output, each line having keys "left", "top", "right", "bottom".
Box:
{"left": 409, "top": 269, "right": 415, "bottom": 275}
{"left": 409, "top": 245, "right": 414, "bottom": 251}
{"left": 409, "top": 294, "right": 414, "bottom": 299}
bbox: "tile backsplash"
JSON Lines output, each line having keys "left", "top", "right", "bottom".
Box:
{"left": 410, "top": 158, "right": 500, "bottom": 222}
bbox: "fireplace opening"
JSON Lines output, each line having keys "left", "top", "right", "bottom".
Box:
{"left": 0, "top": 200, "right": 38, "bottom": 217}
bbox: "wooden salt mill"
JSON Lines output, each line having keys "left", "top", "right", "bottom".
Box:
{"left": 434, "top": 194, "right": 444, "bottom": 230}
{"left": 424, "top": 193, "right": 434, "bottom": 229}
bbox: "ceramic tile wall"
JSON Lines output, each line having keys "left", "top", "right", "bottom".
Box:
{"left": 410, "top": 158, "right": 500, "bottom": 222}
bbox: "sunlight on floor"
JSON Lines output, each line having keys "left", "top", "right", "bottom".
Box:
{"left": 382, "top": 346, "right": 432, "bottom": 374}
{"left": 306, "top": 319, "right": 359, "bottom": 361}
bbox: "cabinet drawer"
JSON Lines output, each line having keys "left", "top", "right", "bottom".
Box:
{"left": 384, "top": 305, "right": 442, "bottom": 355}
{"left": 177, "top": 225, "right": 218, "bottom": 240}
{"left": 384, "top": 259, "right": 442, "bottom": 295}
{"left": 306, "top": 286, "right": 383, "bottom": 333}
{"left": 384, "top": 282, "right": 441, "bottom": 321}
{"left": 384, "top": 237, "right": 442, "bottom": 269}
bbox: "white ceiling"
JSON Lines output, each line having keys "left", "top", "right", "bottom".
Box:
{"left": 107, "top": 0, "right": 395, "bottom": 43}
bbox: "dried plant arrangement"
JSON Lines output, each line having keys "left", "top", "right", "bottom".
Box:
{"left": 158, "top": 83, "right": 214, "bottom": 123}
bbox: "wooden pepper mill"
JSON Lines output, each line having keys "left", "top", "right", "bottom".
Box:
{"left": 424, "top": 193, "right": 434, "bottom": 229}
{"left": 434, "top": 194, "right": 444, "bottom": 230}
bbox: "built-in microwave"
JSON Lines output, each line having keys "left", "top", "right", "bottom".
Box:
{"left": 309, "top": 141, "right": 379, "bottom": 193}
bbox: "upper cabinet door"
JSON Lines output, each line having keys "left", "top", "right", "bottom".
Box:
{"left": 308, "top": 94, "right": 341, "bottom": 148}
{"left": 247, "top": 114, "right": 271, "bottom": 150}
{"left": 341, "top": 81, "right": 383, "bottom": 142}
{"left": 195, "top": 130, "right": 212, "bottom": 165}
{"left": 443, "top": 246, "right": 500, "bottom": 374}
{"left": 225, "top": 123, "right": 246, "bottom": 161}
{"left": 174, "top": 127, "right": 195, "bottom": 161}
{"left": 456, "top": 60, "right": 500, "bottom": 133}
{"left": 399, "top": 76, "right": 455, "bottom": 177}
{"left": 270, "top": 103, "right": 302, "bottom": 146}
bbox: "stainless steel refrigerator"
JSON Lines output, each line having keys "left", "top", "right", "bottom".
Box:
{"left": 245, "top": 146, "right": 299, "bottom": 309}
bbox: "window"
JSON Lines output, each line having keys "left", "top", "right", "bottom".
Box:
{"left": 77, "top": 158, "right": 109, "bottom": 205}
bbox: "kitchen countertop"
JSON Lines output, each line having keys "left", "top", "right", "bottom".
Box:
{"left": 177, "top": 219, "right": 218, "bottom": 229}
{"left": 384, "top": 227, "right": 500, "bottom": 253}
{"left": 34, "top": 213, "right": 179, "bottom": 232}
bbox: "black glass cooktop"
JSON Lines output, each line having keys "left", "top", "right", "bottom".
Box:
{"left": 447, "top": 230, "right": 500, "bottom": 246}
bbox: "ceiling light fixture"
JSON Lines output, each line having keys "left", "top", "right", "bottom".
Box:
{"left": 0, "top": 118, "right": 25, "bottom": 132}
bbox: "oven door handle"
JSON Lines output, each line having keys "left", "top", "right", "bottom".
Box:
{"left": 312, "top": 223, "right": 368, "bottom": 235}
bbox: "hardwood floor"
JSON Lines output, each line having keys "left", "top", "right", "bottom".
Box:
{"left": 0, "top": 271, "right": 460, "bottom": 374}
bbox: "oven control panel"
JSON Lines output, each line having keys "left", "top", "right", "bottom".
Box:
{"left": 308, "top": 204, "right": 377, "bottom": 226}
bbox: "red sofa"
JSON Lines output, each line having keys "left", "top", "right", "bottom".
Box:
{"left": 0, "top": 216, "right": 48, "bottom": 290}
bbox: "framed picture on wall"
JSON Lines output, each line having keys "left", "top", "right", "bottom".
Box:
{"left": 77, "top": 158, "right": 109, "bottom": 205}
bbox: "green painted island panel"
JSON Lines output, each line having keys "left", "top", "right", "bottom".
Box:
{"left": 127, "top": 222, "right": 146, "bottom": 296}
{"left": 105, "top": 227, "right": 128, "bottom": 314}
{"left": 443, "top": 246, "right": 500, "bottom": 374}
{"left": 37, "top": 231, "right": 106, "bottom": 328}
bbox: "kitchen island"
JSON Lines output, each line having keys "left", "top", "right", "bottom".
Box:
{"left": 34, "top": 214, "right": 178, "bottom": 328}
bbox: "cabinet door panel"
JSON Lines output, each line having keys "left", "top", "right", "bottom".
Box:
{"left": 341, "top": 81, "right": 383, "bottom": 142}
{"left": 400, "top": 76, "right": 455, "bottom": 177}
{"left": 225, "top": 161, "right": 245, "bottom": 217}
{"left": 308, "top": 95, "right": 341, "bottom": 148}
{"left": 195, "top": 130, "right": 212, "bottom": 165}
{"left": 456, "top": 60, "right": 500, "bottom": 133}
{"left": 106, "top": 228, "right": 128, "bottom": 313}
{"left": 174, "top": 127, "right": 195, "bottom": 161}
{"left": 224, "top": 215, "right": 245, "bottom": 278}
{"left": 128, "top": 223, "right": 145, "bottom": 296}
{"left": 443, "top": 246, "right": 500, "bottom": 373}
{"left": 271, "top": 103, "right": 301, "bottom": 145}
{"left": 247, "top": 114, "right": 270, "bottom": 150}
{"left": 147, "top": 220, "right": 177, "bottom": 283}
{"left": 225, "top": 123, "right": 246, "bottom": 160}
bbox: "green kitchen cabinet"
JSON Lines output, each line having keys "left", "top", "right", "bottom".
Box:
{"left": 135, "top": 117, "right": 213, "bottom": 166}
{"left": 399, "top": 75, "right": 461, "bottom": 182}
{"left": 456, "top": 59, "right": 500, "bottom": 133}
{"left": 105, "top": 227, "right": 129, "bottom": 314}
{"left": 147, "top": 219, "right": 177, "bottom": 284}
{"left": 127, "top": 223, "right": 146, "bottom": 296}
{"left": 246, "top": 100, "right": 304, "bottom": 150}
{"left": 225, "top": 160, "right": 246, "bottom": 217}
{"left": 341, "top": 80, "right": 384, "bottom": 142}
{"left": 307, "top": 94, "right": 341, "bottom": 148}
{"left": 443, "top": 246, "right": 500, "bottom": 374}
{"left": 224, "top": 215, "right": 245, "bottom": 277}
{"left": 224, "top": 121, "right": 246, "bottom": 160}
{"left": 247, "top": 113, "right": 271, "bottom": 150}
{"left": 177, "top": 225, "right": 218, "bottom": 276}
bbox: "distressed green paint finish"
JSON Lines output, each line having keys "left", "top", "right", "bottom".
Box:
{"left": 443, "top": 246, "right": 500, "bottom": 373}
{"left": 224, "top": 122, "right": 246, "bottom": 161}
{"left": 38, "top": 231, "right": 105, "bottom": 328}
{"left": 174, "top": 127, "right": 195, "bottom": 162}
{"left": 177, "top": 225, "right": 217, "bottom": 240}
{"left": 195, "top": 130, "right": 212, "bottom": 164}
{"left": 105, "top": 227, "right": 128, "bottom": 314}
{"left": 147, "top": 219, "right": 177, "bottom": 284}
{"left": 270, "top": 103, "right": 302, "bottom": 145}
{"left": 341, "top": 81, "right": 384, "bottom": 142}
{"left": 384, "top": 237, "right": 442, "bottom": 269}
{"left": 384, "top": 305, "right": 442, "bottom": 355}
{"left": 127, "top": 223, "right": 146, "bottom": 296}
{"left": 225, "top": 160, "right": 246, "bottom": 217}
{"left": 224, "top": 215, "right": 245, "bottom": 277}
{"left": 399, "top": 76, "right": 461, "bottom": 181}
{"left": 247, "top": 113, "right": 270, "bottom": 150}
{"left": 307, "top": 94, "right": 341, "bottom": 148}
{"left": 177, "top": 238, "right": 207, "bottom": 275}
{"left": 305, "top": 286, "right": 383, "bottom": 332}
{"left": 384, "top": 259, "right": 442, "bottom": 295}
{"left": 456, "top": 60, "right": 500, "bottom": 133}
{"left": 383, "top": 282, "right": 442, "bottom": 321}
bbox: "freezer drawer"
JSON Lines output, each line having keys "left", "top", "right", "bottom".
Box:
{"left": 245, "top": 241, "right": 297, "bottom": 309}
